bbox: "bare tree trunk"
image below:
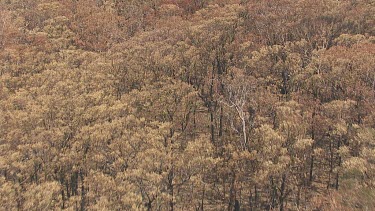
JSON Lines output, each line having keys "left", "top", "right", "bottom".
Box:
{"left": 296, "top": 186, "right": 301, "bottom": 209}
{"left": 228, "top": 173, "right": 236, "bottom": 211}
{"left": 234, "top": 199, "right": 240, "bottom": 211}
{"left": 309, "top": 155, "right": 314, "bottom": 184}
{"left": 168, "top": 166, "right": 175, "bottom": 211}
{"left": 241, "top": 115, "right": 247, "bottom": 149}
{"left": 209, "top": 67, "right": 216, "bottom": 145}
{"left": 193, "top": 106, "right": 197, "bottom": 140}
{"left": 335, "top": 138, "right": 342, "bottom": 190}
{"left": 60, "top": 173, "right": 66, "bottom": 209}
{"left": 80, "top": 169, "right": 85, "bottom": 211}
{"left": 200, "top": 184, "right": 205, "bottom": 211}
{"left": 219, "top": 106, "right": 223, "bottom": 138}
{"left": 210, "top": 107, "right": 215, "bottom": 144}
{"left": 327, "top": 139, "right": 333, "bottom": 189}
{"left": 255, "top": 185, "right": 258, "bottom": 210}
{"left": 270, "top": 177, "right": 277, "bottom": 210}
{"left": 309, "top": 107, "right": 316, "bottom": 184}
{"left": 279, "top": 174, "right": 287, "bottom": 211}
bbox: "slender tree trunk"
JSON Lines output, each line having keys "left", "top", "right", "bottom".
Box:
{"left": 61, "top": 189, "right": 65, "bottom": 209}
{"left": 279, "top": 174, "right": 286, "bottom": 211}
{"left": 146, "top": 201, "right": 152, "bottom": 211}
{"left": 327, "top": 139, "right": 333, "bottom": 189}
{"left": 168, "top": 168, "right": 174, "bottom": 211}
{"left": 310, "top": 106, "right": 316, "bottom": 184}
{"left": 234, "top": 106, "right": 247, "bottom": 150}
{"left": 209, "top": 69, "right": 216, "bottom": 145}
{"left": 255, "top": 185, "right": 258, "bottom": 210}
{"left": 228, "top": 173, "right": 236, "bottom": 211}
{"left": 60, "top": 174, "right": 66, "bottom": 209}
{"left": 80, "top": 169, "right": 85, "bottom": 211}
{"left": 296, "top": 186, "right": 301, "bottom": 209}
{"left": 241, "top": 114, "right": 247, "bottom": 149}
{"left": 309, "top": 155, "right": 314, "bottom": 184}
{"left": 234, "top": 199, "right": 240, "bottom": 211}
{"left": 210, "top": 107, "right": 215, "bottom": 144}
{"left": 200, "top": 184, "right": 205, "bottom": 211}
{"left": 270, "top": 177, "right": 276, "bottom": 209}
{"left": 33, "top": 164, "right": 38, "bottom": 183}
{"left": 219, "top": 106, "right": 223, "bottom": 138}
{"left": 66, "top": 181, "right": 70, "bottom": 198}
{"left": 71, "top": 171, "right": 79, "bottom": 196}
{"left": 335, "top": 138, "right": 342, "bottom": 190}
{"left": 249, "top": 189, "right": 253, "bottom": 211}
{"left": 193, "top": 107, "right": 197, "bottom": 140}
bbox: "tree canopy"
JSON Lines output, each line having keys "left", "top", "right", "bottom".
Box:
{"left": 1, "top": 0, "right": 374, "bottom": 210}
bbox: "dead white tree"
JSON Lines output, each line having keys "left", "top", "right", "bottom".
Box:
{"left": 221, "top": 69, "right": 255, "bottom": 150}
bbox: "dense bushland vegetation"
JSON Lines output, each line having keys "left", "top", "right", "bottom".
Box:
{"left": 0, "top": 0, "right": 374, "bottom": 210}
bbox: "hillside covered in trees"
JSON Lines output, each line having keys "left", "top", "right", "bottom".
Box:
{"left": 1, "top": 0, "right": 375, "bottom": 210}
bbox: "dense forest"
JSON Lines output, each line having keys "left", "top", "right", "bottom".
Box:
{"left": 0, "top": 0, "right": 374, "bottom": 210}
